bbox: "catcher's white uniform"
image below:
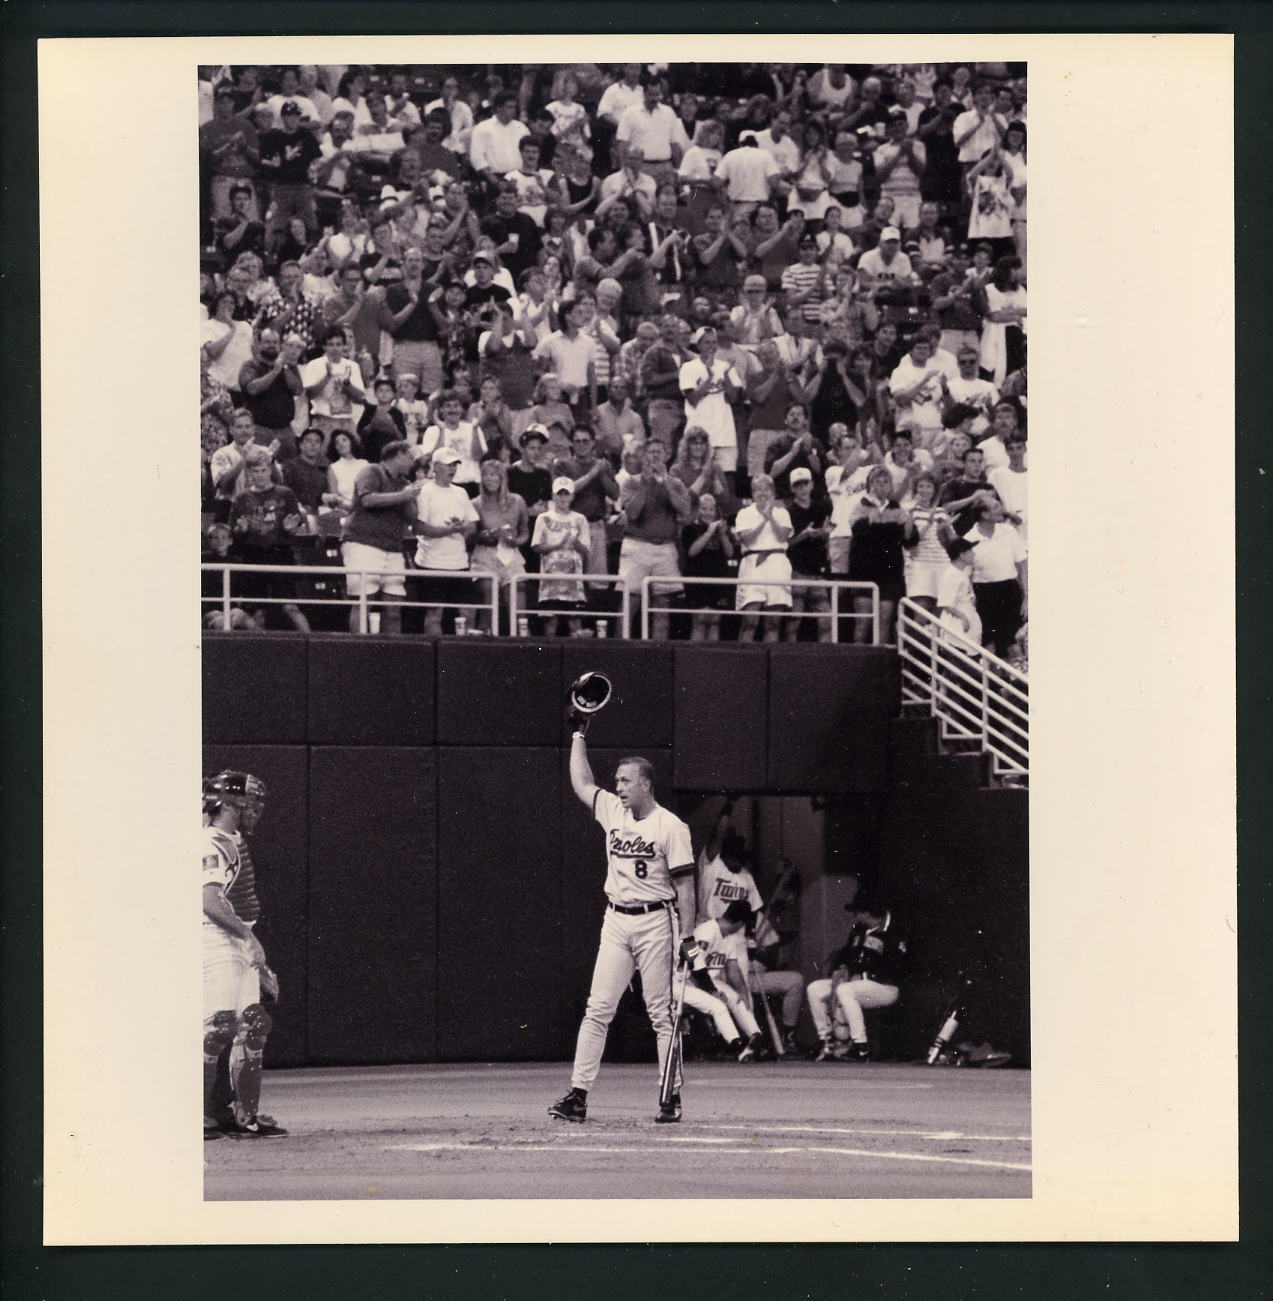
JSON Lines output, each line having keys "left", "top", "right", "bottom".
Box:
{"left": 203, "top": 824, "right": 261, "bottom": 1018}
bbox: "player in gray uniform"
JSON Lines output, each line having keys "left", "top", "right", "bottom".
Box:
{"left": 550, "top": 714, "right": 697, "bottom": 1124}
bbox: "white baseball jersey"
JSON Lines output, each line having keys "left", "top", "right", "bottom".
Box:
{"left": 593, "top": 790, "right": 694, "bottom": 905}
{"left": 202, "top": 824, "right": 241, "bottom": 930}
{"left": 692, "top": 918, "right": 747, "bottom": 982}
{"left": 696, "top": 856, "right": 763, "bottom": 920}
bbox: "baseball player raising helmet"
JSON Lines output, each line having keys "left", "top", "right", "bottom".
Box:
{"left": 550, "top": 675, "right": 698, "bottom": 1124}
{"left": 202, "top": 770, "right": 287, "bottom": 1139}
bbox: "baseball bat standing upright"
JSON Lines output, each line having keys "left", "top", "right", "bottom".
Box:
{"left": 754, "top": 978, "right": 785, "bottom": 1057}
{"left": 751, "top": 859, "right": 797, "bottom": 1056}
{"left": 659, "top": 963, "right": 690, "bottom": 1107}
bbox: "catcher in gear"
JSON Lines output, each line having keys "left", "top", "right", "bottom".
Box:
{"left": 202, "top": 771, "right": 287, "bottom": 1139}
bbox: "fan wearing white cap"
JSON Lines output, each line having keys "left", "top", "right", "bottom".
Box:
{"left": 855, "top": 225, "right": 919, "bottom": 305}
{"left": 531, "top": 476, "right": 591, "bottom": 636}
{"left": 414, "top": 445, "right": 479, "bottom": 636}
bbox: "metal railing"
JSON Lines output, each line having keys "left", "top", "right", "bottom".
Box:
{"left": 896, "top": 597, "right": 1029, "bottom": 778}
{"left": 200, "top": 562, "right": 884, "bottom": 646}
{"left": 640, "top": 577, "right": 882, "bottom": 643}
{"left": 508, "top": 573, "right": 631, "bottom": 637}
{"left": 201, "top": 563, "right": 499, "bottom": 634}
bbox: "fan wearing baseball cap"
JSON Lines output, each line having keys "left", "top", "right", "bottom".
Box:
{"left": 937, "top": 535, "right": 981, "bottom": 645}
{"left": 413, "top": 445, "right": 480, "bottom": 636}
{"left": 855, "top": 222, "right": 919, "bottom": 317}
{"left": 784, "top": 465, "right": 833, "bottom": 642}
{"left": 257, "top": 92, "right": 322, "bottom": 250}
{"left": 531, "top": 476, "right": 591, "bottom": 635}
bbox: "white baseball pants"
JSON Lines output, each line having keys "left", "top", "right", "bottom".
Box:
{"left": 203, "top": 928, "right": 260, "bottom": 1019}
{"left": 682, "top": 979, "right": 761, "bottom": 1042}
{"left": 807, "top": 976, "right": 898, "bottom": 1044}
{"left": 571, "top": 904, "right": 678, "bottom": 1093}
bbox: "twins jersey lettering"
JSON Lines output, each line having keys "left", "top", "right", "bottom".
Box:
{"left": 593, "top": 789, "right": 694, "bottom": 904}
{"left": 691, "top": 918, "right": 746, "bottom": 980}
{"left": 696, "top": 855, "right": 763, "bottom": 921}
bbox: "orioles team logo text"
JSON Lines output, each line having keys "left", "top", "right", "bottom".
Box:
{"left": 609, "top": 830, "right": 658, "bottom": 858}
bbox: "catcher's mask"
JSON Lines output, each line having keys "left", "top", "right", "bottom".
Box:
{"left": 203, "top": 769, "right": 268, "bottom": 815}
{"left": 569, "top": 671, "right": 613, "bottom": 715}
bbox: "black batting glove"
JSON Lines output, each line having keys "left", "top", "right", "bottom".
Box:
{"left": 567, "top": 705, "right": 590, "bottom": 735}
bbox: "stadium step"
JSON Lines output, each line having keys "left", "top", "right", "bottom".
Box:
{"left": 889, "top": 716, "right": 941, "bottom": 765}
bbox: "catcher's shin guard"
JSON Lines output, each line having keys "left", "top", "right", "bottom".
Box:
{"left": 203, "top": 1011, "right": 237, "bottom": 1116}
{"left": 229, "top": 1002, "right": 272, "bottom": 1121}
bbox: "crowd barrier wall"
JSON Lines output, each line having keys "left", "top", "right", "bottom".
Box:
{"left": 203, "top": 634, "right": 1024, "bottom": 1066}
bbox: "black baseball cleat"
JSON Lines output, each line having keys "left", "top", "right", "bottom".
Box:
{"left": 223, "top": 1112, "right": 288, "bottom": 1137}
{"left": 782, "top": 1029, "right": 800, "bottom": 1056}
{"left": 549, "top": 1089, "right": 588, "bottom": 1123}
{"left": 655, "top": 1093, "right": 682, "bottom": 1124}
{"left": 845, "top": 1043, "right": 871, "bottom": 1062}
{"left": 738, "top": 1032, "right": 766, "bottom": 1062}
{"left": 204, "top": 1118, "right": 224, "bottom": 1141}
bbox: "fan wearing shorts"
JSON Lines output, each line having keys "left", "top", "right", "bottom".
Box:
{"left": 339, "top": 440, "right": 417, "bottom": 634}
{"left": 617, "top": 435, "right": 692, "bottom": 640}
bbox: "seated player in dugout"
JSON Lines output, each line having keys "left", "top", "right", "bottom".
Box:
{"left": 695, "top": 798, "right": 805, "bottom": 1055}
{"left": 685, "top": 899, "right": 767, "bottom": 1062}
{"left": 806, "top": 895, "right": 909, "bottom": 1062}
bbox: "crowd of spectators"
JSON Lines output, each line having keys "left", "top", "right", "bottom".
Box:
{"left": 200, "top": 60, "right": 1027, "bottom": 660}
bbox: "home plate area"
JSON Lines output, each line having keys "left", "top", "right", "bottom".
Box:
{"left": 205, "top": 1061, "right": 1030, "bottom": 1200}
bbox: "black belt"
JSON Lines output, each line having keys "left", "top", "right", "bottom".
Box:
{"left": 608, "top": 899, "right": 671, "bottom": 915}
{"left": 743, "top": 549, "right": 786, "bottom": 559}
{"left": 848, "top": 972, "right": 895, "bottom": 984}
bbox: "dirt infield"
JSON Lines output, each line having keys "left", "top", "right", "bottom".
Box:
{"left": 205, "top": 1061, "right": 1030, "bottom": 1200}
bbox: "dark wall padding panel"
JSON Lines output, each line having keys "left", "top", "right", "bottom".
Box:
{"left": 202, "top": 744, "right": 310, "bottom": 1067}
{"left": 201, "top": 637, "right": 1025, "bottom": 1067}
{"left": 766, "top": 646, "right": 898, "bottom": 793}
{"left": 870, "top": 786, "right": 1029, "bottom": 1062}
{"left": 558, "top": 641, "right": 675, "bottom": 750}
{"left": 557, "top": 748, "right": 676, "bottom": 1061}
{"left": 672, "top": 646, "right": 769, "bottom": 791}
{"left": 435, "top": 640, "right": 562, "bottom": 747}
{"left": 307, "top": 635, "right": 435, "bottom": 746}
{"left": 306, "top": 746, "right": 438, "bottom": 1063}
{"left": 435, "top": 748, "right": 565, "bottom": 1060}
{"left": 203, "top": 634, "right": 309, "bottom": 743}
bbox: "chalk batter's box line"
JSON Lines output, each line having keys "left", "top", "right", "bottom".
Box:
{"left": 385, "top": 1141, "right": 1031, "bottom": 1174}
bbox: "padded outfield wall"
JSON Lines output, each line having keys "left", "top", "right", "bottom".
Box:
{"left": 204, "top": 634, "right": 1027, "bottom": 1065}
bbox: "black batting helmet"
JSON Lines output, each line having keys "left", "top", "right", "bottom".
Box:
{"left": 569, "top": 671, "right": 613, "bottom": 715}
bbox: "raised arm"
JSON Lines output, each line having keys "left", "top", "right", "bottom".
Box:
{"left": 704, "top": 795, "right": 736, "bottom": 861}
{"left": 568, "top": 731, "right": 601, "bottom": 806}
